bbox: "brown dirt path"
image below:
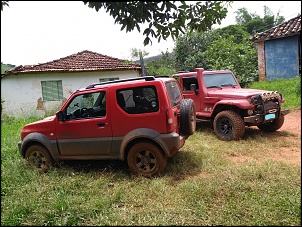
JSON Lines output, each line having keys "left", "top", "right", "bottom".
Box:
{"left": 231, "top": 108, "right": 301, "bottom": 165}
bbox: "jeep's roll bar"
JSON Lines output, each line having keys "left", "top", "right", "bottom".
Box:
{"left": 86, "top": 76, "right": 155, "bottom": 89}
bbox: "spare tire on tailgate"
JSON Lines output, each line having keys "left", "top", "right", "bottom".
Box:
{"left": 180, "top": 99, "right": 196, "bottom": 136}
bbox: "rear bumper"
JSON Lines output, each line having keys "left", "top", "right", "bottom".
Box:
{"left": 244, "top": 109, "right": 290, "bottom": 124}
{"left": 156, "top": 132, "right": 186, "bottom": 157}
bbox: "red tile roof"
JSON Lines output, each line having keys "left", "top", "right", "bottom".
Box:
{"left": 250, "top": 15, "right": 301, "bottom": 42}
{"left": 4, "top": 50, "right": 142, "bottom": 75}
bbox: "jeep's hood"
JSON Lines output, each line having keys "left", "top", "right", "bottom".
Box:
{"left": 207, "top": 87, "right": 276, "bottom": 99}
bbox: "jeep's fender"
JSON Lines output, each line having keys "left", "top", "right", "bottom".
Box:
{"left": 211, "top": 99, "right": 252, "bottom": 116}
{"left": 19, "top": 132, "right": 59, "bottom": 159}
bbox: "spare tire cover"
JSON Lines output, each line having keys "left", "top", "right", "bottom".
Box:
{"left": 180, "top": 99, "right": 196, "bottom": 136}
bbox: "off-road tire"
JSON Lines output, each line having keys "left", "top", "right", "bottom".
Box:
{"left": 180, "top": 99, "right": 196, "bottom": 136}
{"left": 127, "top": 141, "right": 167, "bottom": 178}
{"left": 213, "top": 110, "right": 245, "bottom": 141}
{"left": 257, "top": 116, "right": 284, "bottom": 132}
{"left": 25, "top": 145, "right": 53, "bottom": 173}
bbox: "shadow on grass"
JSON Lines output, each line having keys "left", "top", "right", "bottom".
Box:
{"left": 54, "top": 159, "right": 130, "bottom": 175}
{"left": 50, "top": 151, "right": 202, "bottom": 180}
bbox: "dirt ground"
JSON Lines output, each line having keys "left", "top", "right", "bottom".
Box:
{"left": 232, "top": 108, "right": 301, "bottom": 166}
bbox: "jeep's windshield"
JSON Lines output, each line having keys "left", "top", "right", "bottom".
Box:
{"left": 204, "top": 73, "right": 237, "bottom": 88}
{"left": 165, "top": 81, "right": 182, "bottom": 107}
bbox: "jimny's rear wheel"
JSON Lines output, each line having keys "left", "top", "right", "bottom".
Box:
{"left": 127, "top": 141, "right": 167, "bottom": 178}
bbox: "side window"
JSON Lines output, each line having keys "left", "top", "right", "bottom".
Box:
{"left": 117, "top": 86, "right": 159, "bottom": 114}
{"left": 41, "top": 80, "right": 63, "bottom": 101}
{"left": 65, "top": 91, "right": 106, "bottom": 120}
{"left": 182, "top": 77, "right": 198, "bottom": 91}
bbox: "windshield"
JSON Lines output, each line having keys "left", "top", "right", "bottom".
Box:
{"left": 203, "top": 73, "right": 237, "bottom": 88}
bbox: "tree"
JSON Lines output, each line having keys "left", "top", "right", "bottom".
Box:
{"left": 235, "top": 6, "right": 285, "bottom": 34}
{"left": 83, "top": 1, "right": 232, "bottom": 45}
{"left": 172, "top": 24, "right": 257, "bottom": 85}
{"left": 1, "top": 1, "right": 232, "bottom": 47}
{"left": 204, "top": 36, "right": 258, "bottom": 86}
{"left": 1, "top": 1, "right": 9, "bottom": 10}
{"left": 130, "top": 48, "right": 149, "bottom": 76}
{"left": 145, "top": 51, "right": 176, "bottom": 77}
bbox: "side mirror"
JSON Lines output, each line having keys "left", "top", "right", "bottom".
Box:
{"left": 190, "top": 84, "right": 198, "bottom": 94}
{"left": 57, "top": 111, "right": 66, "bottom": 122}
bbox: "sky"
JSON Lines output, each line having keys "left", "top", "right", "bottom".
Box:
{"left": 1, "top": 1, "right": 301, "bottom": 66}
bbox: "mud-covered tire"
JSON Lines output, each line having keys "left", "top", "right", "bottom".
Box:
{"left": 25, "top": 145, "right": 53, "bottom": 173}
{"left": 127, "top": 142, "right": 167, "bottom": 178}
{"left": 213, "top": 110, "right": 245, "bottom": 141}
{"left": 257, "top": 116, "right": 285, "bottom": 132}
{"left": 180, "top": 99, "right": 196, "bottom": 136}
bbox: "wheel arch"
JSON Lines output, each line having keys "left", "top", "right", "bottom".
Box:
{"left": 120, "top": 128, "right": 166, "bottom": 160}
{"left": 124, "top": 138, "right": 165, "bottom": 161}
{"left": 211, "top": 104, "right": 244, "bottom": 121}
{"left": 20, "top": 133, "right": 59, "bottom": 160}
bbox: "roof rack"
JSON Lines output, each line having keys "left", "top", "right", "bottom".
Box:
{"left": 86, "top": 76, "right": 155, "bottom": 89}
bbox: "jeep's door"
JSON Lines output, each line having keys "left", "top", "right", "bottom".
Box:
{"left": 181, "top": 76, "right": 202, "bottom": 112}
{"left": 56, "top": 90, "right": 113, "bottom": 156}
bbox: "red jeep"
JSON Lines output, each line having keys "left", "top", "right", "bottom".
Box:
{"left": 173, "top": 68, "right": 290, "bottom": 141}
{"left": 18, "top": 76, "right": 196, "bottom": 177}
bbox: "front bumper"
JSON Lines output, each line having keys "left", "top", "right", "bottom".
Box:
{"left": 244, "top": 109, "right": 290, "bottom": 124}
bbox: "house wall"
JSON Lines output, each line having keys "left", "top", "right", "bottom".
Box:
{"left": 1, "top": 70, "right": 139, "bottom": 118}
{"left": 265, "top": 35, "right": 300, "bottom": 80}
{"left": 257, "top": 41, "right": 266, "bottom": 81}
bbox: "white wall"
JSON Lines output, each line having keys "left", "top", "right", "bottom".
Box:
{"left": 1, "top": 70, "right": 139, "bottom": 118}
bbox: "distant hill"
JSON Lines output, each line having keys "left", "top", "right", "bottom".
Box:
{"left": 1, "top": 63, "right": 15, "bottom": 74}
{"left": 134, "top": 52, "right": 175, "bottom": 64}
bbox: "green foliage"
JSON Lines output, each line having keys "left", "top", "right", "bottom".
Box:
{"left": 204, "top": 35, "right": 258, "bottom": 86}
{"left": 174, "top": 30, "right": 220, "bottom": 71}
{"left": 235, "top": 6, "right": 285, "bottom": 34}
{"left": 83, "top": 1, "right": 232, "bottom": 45}
{"left": 145, "top": 51, "right": 176, "bottom": 76}
{"left": 1, "top": 63, "right": 14, "bottom": 74}
{"left": 1, "top": 1, "right": 9, "bottom": 10}
{"left": 214, "top": 24, "right": 250, "bottom": 44}
{"left": 247, "top": 76, "right": 301, "bottom": 109}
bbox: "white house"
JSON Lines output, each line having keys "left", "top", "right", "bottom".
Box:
{"left": 1, "top": 50, "right": 142, "bottom": 118}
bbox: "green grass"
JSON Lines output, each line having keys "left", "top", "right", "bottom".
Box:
{"left": 1, "top": 63, "right": 14, "bottom": 74}
{"left": 1, "top": 118, "right": 300, "bottom": 226}
{"left": 1, "top": 77, "right": 301, "bottom": 226}
{"left": 247, "top": 76, "right": 301, "bottom": 110}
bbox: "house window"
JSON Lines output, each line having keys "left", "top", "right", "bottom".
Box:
{"left": 41, "top": 80, "right": 63, "bottom": 101}
{"left": 99, "top": 77, "right": 119, "bottom": 82}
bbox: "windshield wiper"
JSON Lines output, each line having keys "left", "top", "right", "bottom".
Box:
{"left": 221, "top": 83, "right": 236, "bottom": 88}
{"left": 207, "top": 85, "right": 222, "bottom": 89}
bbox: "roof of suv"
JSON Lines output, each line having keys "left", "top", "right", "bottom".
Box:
{"left": 77, "top": 76, "right": 174, "bottom": 92}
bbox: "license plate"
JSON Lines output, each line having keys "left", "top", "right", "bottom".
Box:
{"left": 265, "top": 113, "right": 275, "bottom": 120}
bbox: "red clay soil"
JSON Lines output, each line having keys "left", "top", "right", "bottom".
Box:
{"left": 231, "top": 108, "right": 301, "bottom": 165}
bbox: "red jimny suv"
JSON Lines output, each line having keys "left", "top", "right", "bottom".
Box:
{"left": 18, "top": 76, "right": 196, "bottom": 177}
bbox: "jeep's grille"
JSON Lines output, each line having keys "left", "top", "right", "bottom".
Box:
{"left": 251, "top": 92, "right": 282, "bottom": 115}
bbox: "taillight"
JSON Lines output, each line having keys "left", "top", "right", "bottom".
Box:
{"left": 166, "top": 108, "right": 174, "bottom": 132}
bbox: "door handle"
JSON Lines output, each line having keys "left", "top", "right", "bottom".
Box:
{"left": 97, "top": 122, "right": 107, "bottom": 127}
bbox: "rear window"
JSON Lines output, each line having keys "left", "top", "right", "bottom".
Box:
{"left": 165, "top": 81, "right": 182, "bottom": 107}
